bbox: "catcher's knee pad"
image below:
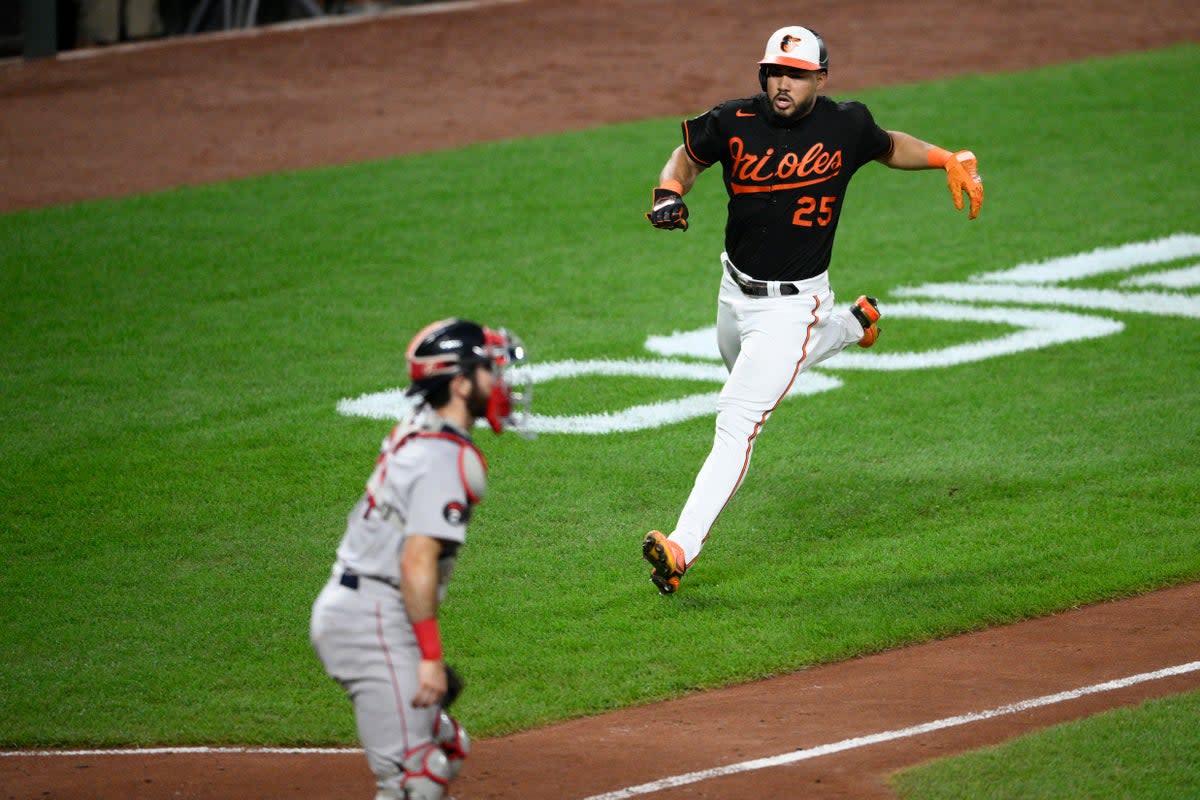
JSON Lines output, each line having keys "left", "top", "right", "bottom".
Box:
{"left": 432, "top": 710, "right": 470, "bottom": 779}
{"left": 400, "top": 743, "right": 452, "bottom": 800}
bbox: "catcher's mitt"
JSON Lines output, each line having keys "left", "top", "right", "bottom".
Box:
{"left": 442, "top": 664, "right": 465, "bottom": 710}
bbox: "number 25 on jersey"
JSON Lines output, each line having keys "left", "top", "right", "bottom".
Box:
{"left": 794, "top": 195, "right": 836, "bottom": 227}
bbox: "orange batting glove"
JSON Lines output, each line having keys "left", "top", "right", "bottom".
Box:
{"left": 929, "top": 148, "right": 984, "bottom": 220}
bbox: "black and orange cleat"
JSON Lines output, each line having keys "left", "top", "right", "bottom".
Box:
{"left": 642, "top": 530, "right": 686, "bottom": 595}
{"left": 850, "top": 295, "right": 881, "bottom": 348}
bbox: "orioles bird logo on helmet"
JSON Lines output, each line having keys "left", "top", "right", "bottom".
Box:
{"left": 780, "top": 34, "right": 804, "bottom": 52}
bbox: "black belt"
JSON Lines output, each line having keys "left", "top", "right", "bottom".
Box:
{"left": 338, "top": 571, "right": 399, "bottom": 590}
{"left": 725, "top": 262, "right": 800, "bottom": 296}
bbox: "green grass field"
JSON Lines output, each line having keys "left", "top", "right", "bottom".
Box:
{"left": 2, "top": 43, "right": 1198, "bottom": 760}
{"left": 893, "top": 690, "right": 1200, "bottom": 800}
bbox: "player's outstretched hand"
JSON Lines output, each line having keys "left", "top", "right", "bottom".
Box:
{"left": 646, "top": 187, "right": 689, "bottom": 231}
{"left": 943, "top": 150, "right": 984, "bottom": 220}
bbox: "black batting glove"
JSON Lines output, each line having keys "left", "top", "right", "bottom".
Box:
{"left": 646, "top": 187, "right": 689, "bottom": 231}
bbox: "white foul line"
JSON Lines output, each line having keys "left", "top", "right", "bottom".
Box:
{"left": 4, "top": 661, "right": 1197, "bottom": 792}
{"left": 1, "top": 746, "right": 363, "bottom": 758}
{"left": 580, "top": 660, "right": 1200, "bottom": 800}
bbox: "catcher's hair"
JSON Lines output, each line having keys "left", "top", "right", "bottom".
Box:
{"left": 418, "top": 378, "right": 454, "bottom": 410}
{"left": 419, "top": 362, "right": 488, "bottom": 410}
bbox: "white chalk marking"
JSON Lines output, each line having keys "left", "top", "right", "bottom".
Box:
{"left": 1, "top": 746, "right": 362, "bottom": 757}
{"left": 579, "top": 660, "right": 1200, "bottom": 800}
{"left": 5, "top": 659, "right": 1197, "bottom": 800}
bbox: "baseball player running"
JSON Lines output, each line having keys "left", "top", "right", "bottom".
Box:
{"left": 310, "top": 318, "right": 530, "bottom": 799}
{"left": 642, "top": 25, "right": 983, "bottom": 595}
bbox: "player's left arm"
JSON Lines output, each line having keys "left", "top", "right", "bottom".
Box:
{"left": 401, "top": 533, "right": 449, "bottom": 708}
{"left": 878, "top": 130, "right": 984, "bottom": 220}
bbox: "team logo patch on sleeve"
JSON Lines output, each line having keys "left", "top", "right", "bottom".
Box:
{"left": 443, "top": 501, "right": 470, "bottom": 525}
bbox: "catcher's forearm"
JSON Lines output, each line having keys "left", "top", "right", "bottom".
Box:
{"left": 401, "top": 535, "right": 443, "bottom": 659}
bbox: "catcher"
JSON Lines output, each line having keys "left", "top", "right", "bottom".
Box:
{"left": 310, "top": 318, "right": 531, "bottom": 799}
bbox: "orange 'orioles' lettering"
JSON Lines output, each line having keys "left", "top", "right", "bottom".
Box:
{"left": 748, "top": 148, "right": 778, "bottom": 182}
{"left": 729, "top": 137, "right": 843, "bottom": 194}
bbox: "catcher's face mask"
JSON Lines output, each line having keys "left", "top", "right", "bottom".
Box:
{"left": 481, "top": 326, "right": 533, "bottom": 437}
{"left": 404, "top": 318, "right": 532, "bottom": 437}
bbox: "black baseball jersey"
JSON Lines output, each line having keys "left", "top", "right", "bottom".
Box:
{"left": 682, "top": 93, "right": 893, "bottom": 281}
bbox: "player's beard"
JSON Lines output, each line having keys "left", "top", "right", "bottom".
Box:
{"left": 771, "top": 90, "right": 816, "bottom": 121}
{"left": 466, "top": 375, "right": 491, "bottom": 420}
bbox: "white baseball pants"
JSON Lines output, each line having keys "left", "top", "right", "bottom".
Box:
{"left": 310, "top": 569, "right": 439, "bottom": 797}
{"left": 668, "top": 256, "right": 866, "bottom": 566}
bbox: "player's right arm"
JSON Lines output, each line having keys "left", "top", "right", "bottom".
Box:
{"left": 401, "top": 533, "right": 448, "bottom": 707}
{"left": 647, "top": 145, "right": 707, "bottom": 231}
{"left": 658, "top": 145, "right": 707, "bottom": 195}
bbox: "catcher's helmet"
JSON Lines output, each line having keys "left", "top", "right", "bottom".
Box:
{"left": 758, "top": 25, "right": 828, "bottom": 90}
{"left": 405, "top": 318, "right": 530, "bottom": 435}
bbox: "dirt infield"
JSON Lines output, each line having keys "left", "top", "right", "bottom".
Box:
{"left": 3, "top": 0, "right": 1200, "bottom": 213}
{"left": 4, "top": 584, "right": 1199, "bottom": 799}
{"left": 2, "top": 1, "right": 1199, "bottom": 797}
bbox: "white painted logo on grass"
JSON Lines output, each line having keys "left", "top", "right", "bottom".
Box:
{"left": 337, "top": 234, "right": 1195, "bottom": 433}
{"left": 894, "top": 233, "right": 1200, "bottom": 318}
{"left": 336, "top": 360, "right": 842, "bottom": 433}
{"left": 646, "top": 304, "right": 1124, "bottom": 371}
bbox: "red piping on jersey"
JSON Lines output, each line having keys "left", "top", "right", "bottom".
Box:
{"left": 366, "top": 429, "right": 486, "bottom": 516}
{"left": 730, "top": 172, "right": 840, "bottom": 194}
{"left": 700, "top": 293, "right": 822, "bottom": 547}
{"left": 410, "top": 431, "right": 487, "bottom": 505}
{"left": 376, "top": 601, "right": 411, "bottom": 753}
{"left": 458, "top": 446, "right": 484, "bottom": 504}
